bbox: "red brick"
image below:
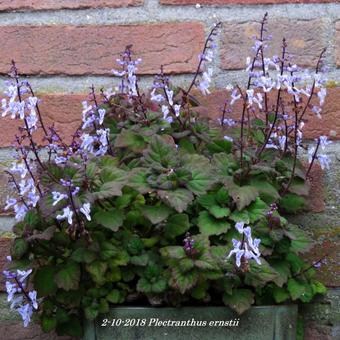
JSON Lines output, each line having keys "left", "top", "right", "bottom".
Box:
{"left": 334, "top": 21, "right": 340, "bottom": 68}
{"left": 221, "top": 19, "right": 326, "bottom": 70}
{"left": 304, "top": 323, "right": 332, "bottom": 340}
{"left": 161, "top": 0, "right": 334, "bottom": 4}
{"left": 0, "top": 0, "right": 142, "bottom": 11}
{"left": 0, "top": 94, "right": 84, "bottom": 147}
{"left": 0, "top": 23, "right": 204, "bottom": 76}
{"left": 305, "top": 163, "right": 325, "bottom": 213}
{"left": 305, "top": 229, "right": 340, "bottom": 287}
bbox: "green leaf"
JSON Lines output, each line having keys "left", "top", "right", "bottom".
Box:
{"left": 286, "top": 253, "right": 304, "bottom": 274}
{"left": 280, "top": 194, "right": 306, "bottom": 213}
{"left": 197, "top": 194, "right": 216, "bottom": 209}
{"left": 191, "top": 282, "right": 209, "bottom": 300}
{"left": 246, "top": 198, "right": 267, "bottom": 223}
{"left": 71, "top": 248, "right": 96, "bottom": 264}
{"left": 106, "top": 267, "right": 122, "bottom": 282}
{"left": 186, "top": 169, "right": 214, "bottom": 196}
{"left": 130, "top": 254, "right": 149, "bottom": 266}
{"left": 94, "top": 209, "right": 124, "bottom": 232}
{"left": 143, "top": 135, "right": 177, "bottom": 170}
{"left": 223, "top": 289, "right": 254, "bottom": 314}
{"left": 194, "top": 254, "right": 219, "bottom": 271}
{"left": 164, "top": 214, "right": 190, "bottom": 238}
{"left": 100, "top": 241, "right": 119, "bottom": 260}
{"left": 106, "top": 289, "right": 125, "bottom": 304}
{"left": 216, "top": 187, "right": 229, "bottom": 205}
{"left": 140, "top": 205, "right": 172, "bottom": 224}
{"left": 270, "top": 260, "right": 291, "bottom": 287}
{"left": 197, "top": 211, "right": 230, "bottom": 236}
{"left": 86, "top": 261, "right": 108, "bottom": 285}
{"left": 94, "top": 181, "right": 124, "bottom": 199}
{"left": 136, "top": 278, "right": 152, "bottom": 293}
{"left": 54, "top": 262, "right": 80, "bottom": 291}
{"left": 11, "top": 238, "right": 28, "bottom": 259}
{"left": 311, "top": 281, "right": 327, "bottom": 295}
{"left": 34, "top": 266, "right": 57, "bottom": 296}
{"left": 207, "top": 139, "right": 232, "bottom": 154}
{"left": 284, "top": 224, "right": 313, "bottom": 253}
{"left": 178, "top": 258, "right": 194, "bottom": 272}
{"left": 158, "top": 189, "right": 194, "bottom": 213}
{"left": 128, "top": 168, "right": 151, "bottom": 194}
{"left": 230, "top": 186, "right": 259, "bottom": 210}
{"left": 273, "top": 286, "right": 290, "bottom": 303}
{"left": 245, "top": 259, "right": 280, "bottom": 287}
{"left": 229, "top": 210, "right": 250, "bottom": 224}
{"left": 250, "top": 179, "right": 280, "bottom": 203}
{"left": 42, "top": 315, "right": 57, "bottom": 332}
{"left": 85, "top": 306, "right": 99, "bottom": 321}
{"left": 170, "top": 268, "right": 199, "bottom": 294}
{"left": 115, "top": 129, "right": 146, "bottom": 153}
{"left": 287, "top": 278, "right": 306, "bottom": 300}
{"left": 94, "top": 167, "right": 127, "bottom": 199}
{"left": 98, "top": 299, "right": 110, "bottom": 314}
{"left": 208, "top": 205, "right": 230, "bottom": 219}
{"left": 152, "top": 279, "right": 167, "bottom": 293}
{"left": 57, "top": 315, "right": 83, "bottom": 337}
{"left": 160, "top": 246, "right": 186, "bottom": 259}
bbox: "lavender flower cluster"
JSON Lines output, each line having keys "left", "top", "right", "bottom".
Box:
{"left": 222, "top": 14, "right": 332, "bottom": 170}
{"left": 3, "top": 257, "right": 38, "bottom": 327}
{"left": 227, "top": 222, "right": 261, "bottom": 268}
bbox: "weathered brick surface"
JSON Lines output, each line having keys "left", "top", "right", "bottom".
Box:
{"left": 334, "top": 21, "right": 340, "bottom": 68}
{"left": 0, "top": 321, "right": 74, "bottom": 340}
{"left": 221, "top": 19, "right": 327, "bottom": 70}
{"left": 0, "top": 94, "right": 84, "bottom": 147}
{"left": 306, "top": 163, "right": 325, "bottom": 213}
{"left": 0, "top": 23, "right": 204, "bottom": 76}
{"left": 305, "top": 228, "right": 340, "bottom": 287}
{"left": 0, "top": 238, "right": 12, "bottom": 289}
{"left": 0, "top": 0, "right": 142, "bottom": 11}
{"left": 161, "top": 0, "right": 334, "bottom": 4}
{"left": 0, "top": 163, "right": 15, "bottom": 216}
{"left": 304, "top": 323, "right": 332, "bottom": 340}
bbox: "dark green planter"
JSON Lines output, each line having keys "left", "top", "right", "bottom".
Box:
{"left": 83, "top": 305, "right": 297, "bottom": 340}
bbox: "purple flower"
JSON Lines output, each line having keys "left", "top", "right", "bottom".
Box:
{"left": 223, "top": 135, "right": 233, "bottom": 142}
{"left": 317, "top": 154, "right": 331, "bottom": 170}
{"left": 14, "top": 204, "right": 28, "bottom": 221}
{"left": 230, "top": 89, "right": 241, "bottom": 106}
{"left": 317, "top": 88, "right": 327, "bottom": 106}
{"left": 235, "top": 221, "right": 245, "bottom": 234}
{"left": 319, "top": 136, "right": 332, "bottom": 150}
{"left": 4, "top": 197, "right": 17, "bottom": 211}
{"left": 10, "top": 161, "right": 28, "bottom": 179}
{"left": 28, "top": 291, "right": 38, "bottom": 310}
{"left": 56, "top": 206, "right": 73, "bottom": 225}
{"left": 17, "top": 303, "right": 33, "bottom": 327}
{"left": 80, "top": 202, "right": 91, "bottom": 221}
{"left": 52, "top": 191, "right": 68, "bottom": 206}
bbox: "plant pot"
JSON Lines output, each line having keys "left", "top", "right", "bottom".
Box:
{"left": 83, "top": 305, "right": 297, "bottom": 340}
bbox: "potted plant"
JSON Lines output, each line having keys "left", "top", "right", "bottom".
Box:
{"left": 2, "top": 14, "right": 330, "bottom": 339}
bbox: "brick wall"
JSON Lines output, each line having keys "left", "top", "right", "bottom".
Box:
{"left": 0, "top": 0, "right": 339, "bottom": 339}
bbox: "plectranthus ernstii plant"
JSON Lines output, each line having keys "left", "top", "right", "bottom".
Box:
{"left": 1, "top": 13, "right": 331, "bottom": 337}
